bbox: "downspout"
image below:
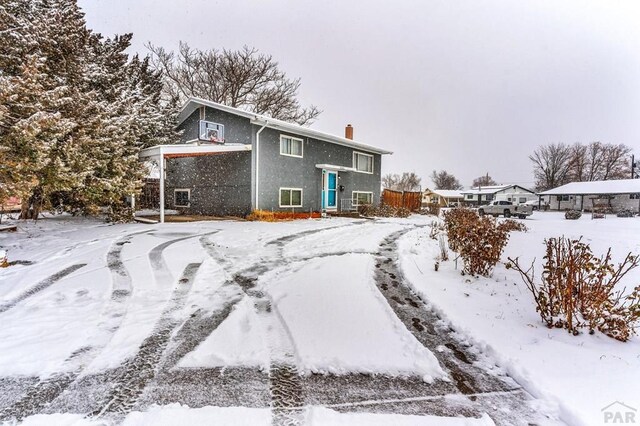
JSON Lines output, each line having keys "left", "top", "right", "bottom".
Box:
{"left": 255, "top": 121, "right": 268, "bottom": 210}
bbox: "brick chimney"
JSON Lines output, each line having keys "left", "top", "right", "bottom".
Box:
{"left": 345, "top": 124, "right": 353, "bottom": 140}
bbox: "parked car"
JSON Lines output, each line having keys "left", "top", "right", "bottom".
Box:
{"left": 477, "top": 200, "right": 533, "bottom": 219}
{"left": 522, "top": 199, "right": 549, "bottom": 211}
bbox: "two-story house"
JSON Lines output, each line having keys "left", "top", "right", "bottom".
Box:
{"left": 139, "top": 98, "right": 392, "bottom": 221}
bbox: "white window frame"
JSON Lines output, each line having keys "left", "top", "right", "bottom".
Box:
{"left": 199, "top": 120, "right": 225, "bottom": 142}
{"left": 174, "top": 188, "right": 191, "bottom": 208}
{"left": 352, "top": 191, "right": 373, "bottom": 207}
{"left": 352, "top": 151, "right": 374, "bottom": 174}
{"left": 279, "top": 187, "right": 303, "bottom": 208}
{"left": 279, "top": 135, "right": 304, "bottom": 158}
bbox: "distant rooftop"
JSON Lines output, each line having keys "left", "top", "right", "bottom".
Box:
{"left": 539, "top": 179, "right": 640, "bottom": 195}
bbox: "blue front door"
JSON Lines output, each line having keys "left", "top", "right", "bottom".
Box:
{"left": 323, "top": 171, "right": 337, "bottom": 210}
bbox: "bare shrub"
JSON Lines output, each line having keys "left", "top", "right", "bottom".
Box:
{"left": 246, "top": 210, "right": 277, "bottom": 222}
{"left": 358, "top": 204, "right": 411, "bottom": 218}
{"left": 429, "top": 220, "right": 440, "bottom": 240}
{"left": 442, "top": 208, "right": 478, "bottom": 251}
{"left": 564, "top": 210, "right": 582, "bottom": 220}
{"left": 438, "top": 234, "right": 449, "bottom": 261}
{"left": 443, "top": 208, "right": 510, "bottom": 276}
{"left": 498, "top": 219, "right": 529, "bottom": 233}
{"left": 508, "top": 237, "right": 640, "bottom": 342}
{"left": 616, "top": 209, "right": 635, "bottom": 218}
{"left": 423, "top": 203, "right": 441, "bottom": 216}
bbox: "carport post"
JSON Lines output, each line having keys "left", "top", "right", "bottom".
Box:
{"left": 159, "top": 147, "right": 165, "bottom": 224}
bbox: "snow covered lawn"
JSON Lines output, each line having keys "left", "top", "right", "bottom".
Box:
{"left": 399, "top": 211, "right": 640, "bottom": 426}
{"left": 8, "top": 212, "right": 630, "bottom": 424}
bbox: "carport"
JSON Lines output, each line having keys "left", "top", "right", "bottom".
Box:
{"left": 138, "top": 144, "right": 252, "bottom": 223}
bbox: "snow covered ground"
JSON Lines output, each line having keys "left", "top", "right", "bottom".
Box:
{"left": 398, "top": 211, "right": 640, "bottom": 426}
{"left": 1, "top": 212, "right": 631, "bottom": 425}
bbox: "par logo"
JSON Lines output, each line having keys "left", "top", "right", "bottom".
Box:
{"left": 602, "top": 401, "right": 637, "bottom": 424}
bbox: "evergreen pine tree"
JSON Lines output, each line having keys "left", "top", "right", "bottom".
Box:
{"left": 0, "top": 0, "right": 178, "bottom": 221}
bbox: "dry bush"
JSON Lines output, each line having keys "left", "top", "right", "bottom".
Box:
{"left": 246, "top": 210, "right": 321, "bottom": 221}
{"left": 508, "top": 237, "right": 640, "bottom": 342}
{"left": 616, "top": 209, "right": 635, "bottom": 218}
{"left": 565, "top": 210, "right": 582, "bottom": 220}
{"left": 428, "top": 220, "right": 443, "bottom": 240}
{"left": 359, "top": 204, "right": 411, "bottom": 218}
{"left": 443, "top": 208, "right": 510, "bottom": 276}
{"left": 423, "top": 203, "right": 441, "bottom": 216}
{"left": 498, "top": 219, "right": 528, "bottom": 233}
{"left": 246, "top": 210, "right": 277, "bottom": 222}
{"left": 438, "top": 234, "right": 449, "bottom": 261}
{"left": 442, "top": 208, "right": 478, "bottom": 251}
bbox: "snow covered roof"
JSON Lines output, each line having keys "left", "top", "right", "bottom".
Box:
{"left": 460, "top": 184, "right": 535, "bottom": 195}
{"left": 460, "top": 185, "right": 510, "bottom": 195}
{"left": 139, "top": 143, "right": 251, "bottom": 159}
{"left": 426, "top": 189, "right": 463, "bottom": 198}
{"left": 177, "top": 98, "right": 393, "bottom": 156}
{"left": 315, "top": 164, "right": 357, "bottom": 172}
{"left": 539, "top": 179, "right": 640, "bottom": 195}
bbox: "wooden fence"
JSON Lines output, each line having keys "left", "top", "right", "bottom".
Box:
{"left": 381, "top": 189, "right": 422, "bottom": 212}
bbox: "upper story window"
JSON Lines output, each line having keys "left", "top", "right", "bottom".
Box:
{"left": 630, "top": 193, "right": 640, "bottom": 199}
{"left": 280, "top": 135, "right": 303, "bottom": 158}
{"left": 353, "top": 152, "right": 373, "bottom": 174}
{"left": 199, "top": 120, "right": 225, "bottom": 143}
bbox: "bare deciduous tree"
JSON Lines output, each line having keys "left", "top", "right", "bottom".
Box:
{"left": 471, "top": 174, "right": 497, "bottom": 188}
{"left": 529, "top": 143, "right": 574, "bottom": 191}
{"left": 430, "top": 170, "right": 463, "bottom": 190}
{"left": 383, "top": 172, "right": 422, "bottom": 191}
{"left": 147, "top": 42, "right": 321, "bottom": 125}
{"left": 532, "top": 142, "right": 632, "bottom": 190}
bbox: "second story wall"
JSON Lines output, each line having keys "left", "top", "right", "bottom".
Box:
{"left": 177, "top": 107, "right": 253, "bottom": 145}
{"left": 253, "top": 126, "right": 382, "bottom": 211}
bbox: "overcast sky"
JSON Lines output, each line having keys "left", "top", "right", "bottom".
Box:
{"left": 79, "top": 0, "right": 640, "bottom": 189}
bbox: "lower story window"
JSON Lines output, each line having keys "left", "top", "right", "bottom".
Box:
{"left": 174, "top": 189, "right": 190, "bottom": 207}
{"left": 280, "top": 188, "right": 303, "bottom": 207}
{"left": 352, "top": 191, "right": 373, "bottom": 206}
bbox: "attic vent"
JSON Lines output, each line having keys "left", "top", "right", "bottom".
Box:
{"left": 199, "top": 120, "right": 225, "bottom": 144}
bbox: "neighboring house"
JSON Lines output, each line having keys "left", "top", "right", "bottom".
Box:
{"left": 422, "top": 189, "right": 463, "bottom": 207}
{"left": 139, "top": 98, "right": 392, "bottom": 221}
{"left": 461, "top": 184, "right": 536, "bottom": 206}
{"left": 539, "top": 179, "right": 640, "bottom": 212}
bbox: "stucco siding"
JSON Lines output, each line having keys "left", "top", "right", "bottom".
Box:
{"left": 253, "top": 127, "right": 381, "bottom": 212}
{"left": 165, "top": 151, "right": 252, "bottom": 216}
{"left": 177, "top": 108, "right": 253, "bottom": 145}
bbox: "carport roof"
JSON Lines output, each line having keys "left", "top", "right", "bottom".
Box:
{"left": 539, "top": 179, "right": 640, "bottom": 195}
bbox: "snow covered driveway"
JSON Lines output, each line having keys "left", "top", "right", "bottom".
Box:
{"left": 0, "top": 215, "right": 561, "bottom": 425}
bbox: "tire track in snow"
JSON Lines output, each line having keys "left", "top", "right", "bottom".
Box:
{"left": 0, "top": 230, "right": 212, "bottom": 421}
{"left": 199, "top": 221, "right": 374, "bottom": 426}
{"left": 372, "top": 226, "right": 557, "bottom": 425}
{"left": 49, "top": 231, "right": 216, "bottom": 417}
{"left": 0, "top": 230, "right": 150, "bottom": 421}
{"left": 0, "top": 264, "right": 87, "bottom": 314}
{"left": 90, "top": 262, "right": 203, "bottom": 418}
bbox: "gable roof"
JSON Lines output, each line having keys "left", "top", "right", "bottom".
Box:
{"left": 460, "top": 184, "right": 535, "bottom": 196}
{"left": 539, "top": 179, "right": 640, "bottom": 195}
{"left": 424, "top": 189, "right": 464, "bottom": 198}
{"left": 177, "top": 97, "right": 393, "bottom": 155}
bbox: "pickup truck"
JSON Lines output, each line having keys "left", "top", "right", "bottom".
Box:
{"left": 477, "top": 200, "right": 533, "bottom": 219}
